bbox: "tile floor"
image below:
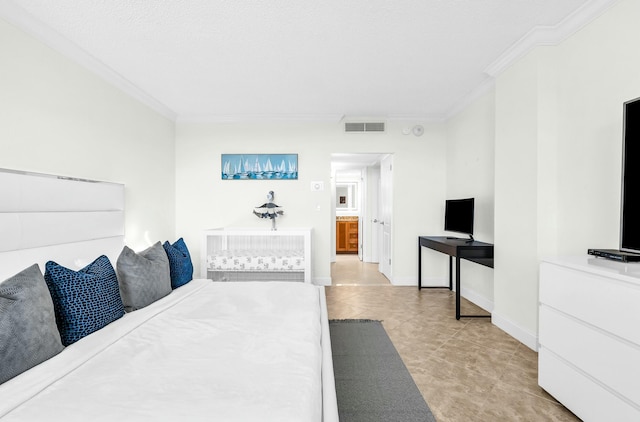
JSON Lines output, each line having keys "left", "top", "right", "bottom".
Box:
{"left": 331, "top": 254, "right": 391, "bottom": 286}
{"left": 327, "top": 255, "right": 580, "bottom": 422}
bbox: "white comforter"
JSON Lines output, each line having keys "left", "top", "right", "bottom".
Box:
{"left": 0, "top": 280, "right": 324, "bottom": 421}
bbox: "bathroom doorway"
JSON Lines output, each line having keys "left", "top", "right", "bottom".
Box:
{"left": 330, "top": 153, "right": 392, "bottom": 285}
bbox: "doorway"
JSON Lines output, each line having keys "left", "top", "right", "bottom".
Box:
{"left": 330, "top": 153, "right": 393, "bottom": 285}
{"left": 331, "top": 255, "right": 390, "bottom": 286}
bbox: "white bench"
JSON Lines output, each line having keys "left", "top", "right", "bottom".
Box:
{"left": 201, "top": 228, "right": 312, "bottom": 283}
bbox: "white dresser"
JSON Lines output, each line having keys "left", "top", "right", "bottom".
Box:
{"left": 539, "top": 256, "right": 640, "bottom": 421}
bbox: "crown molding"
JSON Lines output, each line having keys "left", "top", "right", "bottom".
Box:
{"left": 2, "top": 0, "right": 619, "bottom": 125}
{"left": 339, "top": 114, "right": 444, "bottom": 123}
{"left": 385, "top": 114, "right": 445, "bottom": 123}
{"left": 0, "top": 0, "right": 177, "bottom": 121}
{"left": 446, "top": 0, "right": 620, "bottom": 120}
{"left": 176, "top": 113, "right": 346, "bottom": 124}
{"left": 444, "top": 77, "right": 496, "bottom": 121}
{"left": 484, "top": 0, "right": 620, "bottom": 77}
{"left": 177, "top": 113, "right": 445, "bottom": 124}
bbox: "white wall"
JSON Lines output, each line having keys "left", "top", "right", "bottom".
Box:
{"left": 6, "top": 0, "right": 637, "bottom": 350}
{"left": 0, "top": 18, "right": 177, "bottom": 251}
{"left": 444, "top": 90, "right": 496, "bottom": 310}
{"left": 175, "top": 120, "right": 447, "bottom": 285}
{"left": 553, "top": 0, "right": 640, "bottom": 255}
{"left": 494, "top": 50, "right": 545, "bottom": 347}
{"left": 484, "top": 0, "right": 640, "bottom": 349}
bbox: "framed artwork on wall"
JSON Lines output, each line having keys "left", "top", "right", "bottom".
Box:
{"left": 221, "top": 154, "right": 298, "bottom": 180}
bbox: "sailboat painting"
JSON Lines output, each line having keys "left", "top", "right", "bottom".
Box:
{"left": 221, "top": 154, "right": 298, "bottom": 180}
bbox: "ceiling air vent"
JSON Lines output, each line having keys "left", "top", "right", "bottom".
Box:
{"left": 345, "top": 122, "right": 385, "bottom": 133}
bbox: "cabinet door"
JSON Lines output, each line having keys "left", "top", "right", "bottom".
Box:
{"left": 347, "top": 222, "right": 358, "bottom": 252}
{"left": 336, "top": 221, "right": 347, "bottom": 252}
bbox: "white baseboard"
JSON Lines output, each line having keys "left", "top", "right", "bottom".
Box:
{"left": 460, "top": 287, "right": 494, "bottom": 313}
{"left": 416, "top": 276, "right": 448, "bottom": 288}
{"left": 390, "top": 276, "right": 416, "bottom": 286}
{"left": 459, "top": 287, "right": 538, "bottom": 351}
{"left": 491, "top": 311, "right": 538, "bottom": 351}
{"left": 450, "top": 286, "right": 539, "bottom": 352}
{"left": 326, "top": 270, "right": 538, "bottom": 351}
{"left": 314, "top": 277, "right": 332, "bottom": 286}
{"left": 326, "top": 272, "right": 538, "bottom": 351}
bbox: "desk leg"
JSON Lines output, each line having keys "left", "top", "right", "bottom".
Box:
{"left": 455, "top": 257, "right": 491, "bottom": 320}
{"left": 418, "top": 240, "right": 422, "bottom": 290}
{"left": 455, "top": 257, "right": 461, "bottom": 320}
{"left": 449, "top": 256, "right": 453, "bottom": 290}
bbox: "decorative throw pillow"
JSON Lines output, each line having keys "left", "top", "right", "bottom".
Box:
{"left": 0, "top": 264, "right": 64, "bottom": 384}
{"left": 44, "top": 256, "right": 125, "bottom": 346}
{"left": 163, "top": 238, "right": 194, "bottom": 289}
{"left": 116, "top": 242, "right": 172, "bottom": 312}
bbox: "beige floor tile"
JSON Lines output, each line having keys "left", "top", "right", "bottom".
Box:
{"left": 477, "top": 383, "right": 580, "bottom": 422}
{"left": 327, "top": 257, "right": 580, "bottom": 422}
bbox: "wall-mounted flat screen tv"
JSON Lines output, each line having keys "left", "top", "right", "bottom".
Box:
{"left": 620, "top": 97, "right": 640, "bottom": 253}
{"left": 444, "top": 198, "right": 474, "bottom": 240}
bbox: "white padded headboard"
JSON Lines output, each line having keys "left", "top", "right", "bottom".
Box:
{"left": 0, "top": 168, "right": 124, "bottom": 281}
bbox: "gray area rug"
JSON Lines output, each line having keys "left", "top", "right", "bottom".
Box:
{"left": 329, "top": 319, "right": 437, "bottom": 422}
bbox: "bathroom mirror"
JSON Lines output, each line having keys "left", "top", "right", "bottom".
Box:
{"left": 336, "top": 182, "right": 358, "bottom": 211}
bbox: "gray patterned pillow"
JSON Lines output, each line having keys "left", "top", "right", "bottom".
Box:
{"left": 0, "top": 264, "right": 64, "bottom": 385}
{"left": 116, "top": 242, "right": 172, "bottom": 312}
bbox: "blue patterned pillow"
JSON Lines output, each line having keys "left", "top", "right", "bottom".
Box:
{"left": 163, "top": 238, "right": 193, "bottom": 288}
{"left": 44, "top": 256, "right": 125, "bottom": 346}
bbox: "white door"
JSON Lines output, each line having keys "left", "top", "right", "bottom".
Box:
{"left": 379, "top": 154, "right": 393, "bottom": 280}
{"left": 358, "top": 168, "right": 365, "bottom": 262}
{"left": 369, "top": 166, "right": 381, "bottom": 263}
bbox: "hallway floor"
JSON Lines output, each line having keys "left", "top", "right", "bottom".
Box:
{"left": 330, "top": 254, "right": 390, "bottom": 285}
{"left": 327, "top": 258, "right": 579, "bottom": 421}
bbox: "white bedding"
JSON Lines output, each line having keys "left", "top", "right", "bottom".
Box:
{"left": 0, "top": 280, "right": 324, "bottom": 421}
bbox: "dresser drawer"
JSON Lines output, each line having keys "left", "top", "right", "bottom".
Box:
{"left": 539, "top": 306, "right": 640, "bottom": 405}
{"left": 539, "top": 262, "right": 640, "bottom": 345}
{"left": 539, "top": 348, "right": 640, "bottom": 422}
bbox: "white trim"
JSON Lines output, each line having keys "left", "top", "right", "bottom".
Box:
{"left": 176, "top": 113, "right": 444, "bottom": 124}
{"left": 0, "top": 0, "right": 177, "bottom": 121}
{"left": 177, "top": 113, "right": 345, "bottom": 124}
{"left": 416, "top": 276, "right": 448, "bottom": 288}
{"left": 445, "top": 78, "right": 496, "bottom": 120}
{"left": 446, "top": 0, "right": 620, "bottom": 120}
{"left": 386, "top": 114, "right": 445, "bottom": 123}
{"left": 484, "top": 0, "right": 620, "bottom": 77}
{"left": 491, "top": 310, "right": 538, "bottom": 352}
{"left": 460, "top": 286, "right": 494, "bottom": 314}
{"left": 315, "top": 277, "right": 332, "bottom": 286}
{"left": 390, "top": 276, "right": 417, "bottom": 286}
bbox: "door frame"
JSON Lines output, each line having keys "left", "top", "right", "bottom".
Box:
{"left": 330, "top": 154, "right": 391, "bottom": 273}
{"left": 378, "top": 154, "right": 393, "bottom": 280}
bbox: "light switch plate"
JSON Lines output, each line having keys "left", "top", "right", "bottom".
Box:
{"left": 311, "top": 181, "right": 324, "bottom": 191}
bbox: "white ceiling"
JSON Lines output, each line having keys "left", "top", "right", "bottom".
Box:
{"left": 1, "top": 0, "right": 618, "bottom": 122}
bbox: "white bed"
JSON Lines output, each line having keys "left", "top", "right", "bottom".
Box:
{"left": 0, "top": 169, "right": 338, "bottom": 421}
